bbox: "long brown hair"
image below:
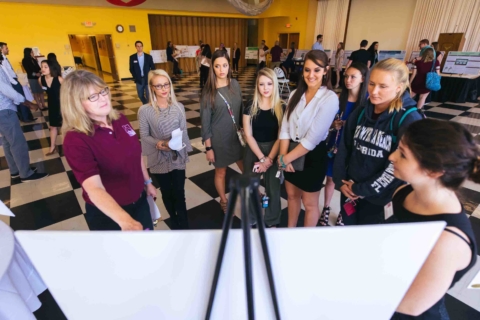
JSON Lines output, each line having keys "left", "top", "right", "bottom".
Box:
{"left": 201, "top": 49, "right": 232, "bottom": 107}
{"left": 286, "top": 50, "right": 332, "bottom": 120}
{"left": 336, "top": 42, "right": 344, "bottom": 59}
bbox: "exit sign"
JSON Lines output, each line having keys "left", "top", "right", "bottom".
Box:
{"left": 286, "top": 23, "right": 291, "bottom": 28}
{"left": 84, "top": 21, "right": 94, "bottom": 27}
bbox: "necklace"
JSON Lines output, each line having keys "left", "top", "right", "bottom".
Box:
{"left": 158, "top": 104, "right": 170, "bottom": 117}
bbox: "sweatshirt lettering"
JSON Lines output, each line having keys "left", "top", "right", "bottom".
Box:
{"left": 354, "top": 125, "right": 392, "bottom": 152}
{"left": 371, "top": 163, "right": 395, "bottom": 193}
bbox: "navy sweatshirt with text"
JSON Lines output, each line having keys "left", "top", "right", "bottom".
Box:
{"left": 333, "top": 91, "right": 423, "bottom": 206}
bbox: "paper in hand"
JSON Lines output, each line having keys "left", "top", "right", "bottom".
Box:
{"left": 168, "top": 128, "right": 186, "bottom": 151}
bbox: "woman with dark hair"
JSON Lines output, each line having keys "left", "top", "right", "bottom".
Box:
{"left": 47, "top": 52, "right": 62, "bottom": 76}
{"left": 166, "top": 41, "right": 180, "bottom": 79}
{"left": 200, "top": 50, "right": 244, "bottom": 213}
{"left": 39, "top": 60, "right": 63, "bottom": 155}
{"left": 367, "top": 41, "right": 379, "bottom": 68}
{"left": 200, "top": 44, "right": 212, "bottom": 88}
{"left": 278, "top": 50, "right": 339, "bottom": 227}
{"left": 232, "top": 42, "right": 241, "bottom": 74}
{"left": 281, "top": 42, "right": 296, "bottom": 78}
{"left": 22, "top": 48, "right": 45, "bottom": 110}
{"left": 333, "top": 58, "right": 423, "bottom": 226}
{"left": 320, "top": 62, "right": 369, "bottom": 226}
{"left": 334, "top": 42, "right": 345, "bottom": 89}
{"left": 389, "top": 119, "right": 477, "bottom": 319}
{"left": 410, "top": 48, "right": 440, "bottom": 109}
{"left": 431, "top": 41, "right": 443, "bottom": 63}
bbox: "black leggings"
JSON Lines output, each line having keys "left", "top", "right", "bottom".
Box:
{"left": 200, "top": 65, "right": 210, "bottom": 87}
{"left": 233, "top": 58, "right": 239, "bottom": 71}
{"left": 153, "top": 170, "right": 188, "bottom": 229}
{"left": 172, "top": 59, "right": 180, "bottom": 75}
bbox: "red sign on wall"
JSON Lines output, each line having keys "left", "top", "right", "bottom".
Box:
{"left": 107, "top": 0, "right": 146, "bottom": 7}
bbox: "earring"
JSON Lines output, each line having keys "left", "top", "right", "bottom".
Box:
{"left": 153, "top": 94, "right": 157, "bottom": 102}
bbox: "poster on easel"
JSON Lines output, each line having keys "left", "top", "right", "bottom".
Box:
{"left": 442, "top": 51, "right": 480, "bottom": 75}
{"left": 150, "top": 50, "right": 167, "bottom": 63}
{"left": 175, "top": 45, "right": 199, "bottom": 58}
{"left": 245, "top": 47, "right": 259, "bottom": 60}
{"left": 378, "top": 50, "right": 406, "bottom": 61}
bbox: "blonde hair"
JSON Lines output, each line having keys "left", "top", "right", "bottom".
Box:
{"left": 422, "top": 48, "right": 434, "bottom": 63}
{"left": 61, "top": 70, "right": 119, "bottom": 136}
{"left": 147, "top": 69, "right": 179, "bottom": 112}
{"left": 250, "top": 68, "right": 284, "bottom": 126}
{"left": 371, "top": 58, "right": 410, "bottom": 113}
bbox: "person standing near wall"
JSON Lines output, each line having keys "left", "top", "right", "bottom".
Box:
{"left": 312, "top": 34, "right": 324, "bottom": 51}
{"left": 129, "top": 40, "right": 155, "bottom": 104}
{"left": 167, "top": 41, "right": 180, "bottom": 79}
{"left": 22, "top": 48, "right": 45, "bottom": 110}
{"left": 270, "top": 41, "right": 283, "bottom": 70}
{"left": 346, "top": 40, "right": 371, "bottom": 68}
{"left": 200, "top": 44, "right": 212, "bottom": 88}
{"left": 232, "top": 43, "right": 241, "bottom": 74}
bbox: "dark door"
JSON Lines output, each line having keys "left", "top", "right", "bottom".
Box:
{"left": 279, "top": 33, "right": 288, "bottom": 49}
{"left": 105, "top": 35, "right": 119, "bottom": 81}
{"left": 289, "top": 33, "right": 300, "bottom": 49}
{"left": 89, "top": 36, "right": 102, "bottom": 72}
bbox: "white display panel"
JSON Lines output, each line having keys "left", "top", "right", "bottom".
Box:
{"left": 150, "top": 50, "right": 167, "bottom": 63}
{"left": 176, "top": 45, "right": 200, "bottom": 58}
{"left": 378, "top": 50, "right": 406, "bottom": 61}
{"left": 16, "top": 222, "right": 445, "bottom": 320}
{"left": 443, "top": 52, "right": 480, "bottom": 75}
{"left": 245, "top": 47, "right": 258, "bottom": 59}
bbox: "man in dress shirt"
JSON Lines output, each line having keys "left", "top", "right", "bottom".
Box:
{"left": 0, "top": 54, "right": 48, "bottom": 182}
{"left": 0, "top": 42, "right": 36, "bottom": 122}
{"left": 312, "top": 35, "right": 324, "bottom": 51}
{"left": 129, "top": 41, "right": 155, "bottom": 104}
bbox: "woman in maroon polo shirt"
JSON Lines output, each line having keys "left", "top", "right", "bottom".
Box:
{"left": 61, "top": 70, "right": 157, "bottom": 231}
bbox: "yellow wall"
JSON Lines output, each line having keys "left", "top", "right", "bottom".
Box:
{"left": 258, "top": 0, "right": 318, "bottom": 49}
{"left": 345, "top": 0, "right": 416, "bottom": 51}
{"left": 0, "top": 2, "right": 249, "bottom": 79}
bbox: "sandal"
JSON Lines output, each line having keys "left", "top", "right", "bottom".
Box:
{"left": 219, "top": 200, "right": 228, "bottom": 214}
{"left": 319, "top": 206, "right": 330, "bottom": 226}
{"left": 336, "top": 213, "right": 344, "bottom": 226}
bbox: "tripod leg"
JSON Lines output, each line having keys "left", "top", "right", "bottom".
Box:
{"left": 251, "top": 190, "right": 281, "bottom": 320}
{"left": 241, "top": 186, "right": 255, "bottom": 320}
{"left": 205, "top": 187, "right": 238, "bottom": 320}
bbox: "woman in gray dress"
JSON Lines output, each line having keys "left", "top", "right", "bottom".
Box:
{"left": 201, "top": 50, "right": 244, "bottom": 213}
{"left": 139, "top": 69, "right": 192, "bottom": 229}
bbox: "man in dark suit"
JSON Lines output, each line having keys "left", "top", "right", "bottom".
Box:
{"left": 129, "top": 40, "right": 155, "bottom": 104}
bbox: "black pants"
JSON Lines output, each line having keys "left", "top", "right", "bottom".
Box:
{"left": 233, "top": 58, "right": 239, "bottom": 72}
{"left": 153, "top": 170, "right": 189, "bottom": 229}
{"left": 200, "top": 65, "right": 210, "bottom": 87}
{"left": 340, "top": 193, "right": 385, "bottom": 225}
{"left": 257, "top": 61, "right": 265, "bottom": 73}
{"left": 85, "top": 191, "right": 153, "bottom": 230}
{"left": 172, "top": 59, "right": 180, "bottom": 75}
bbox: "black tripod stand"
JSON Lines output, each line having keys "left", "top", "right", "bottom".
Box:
{"left": 205, "top": 175, "right": 281, "bottom": 320}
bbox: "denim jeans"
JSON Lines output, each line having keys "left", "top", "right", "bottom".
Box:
{"left": 12, "top": 80, "right": 34, "bottom": 122}
{"left": 0, "top": 109, "right": 34, "bottom": 178}
{"left": 135, "top": 76, "right": 149, "bottom": 105}
{"left": 152, "top": 170, "right": 189, "bottom": 229}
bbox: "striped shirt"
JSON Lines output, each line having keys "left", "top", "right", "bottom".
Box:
{"left": 138, "top": 102, "right": 193, "bottom": 174}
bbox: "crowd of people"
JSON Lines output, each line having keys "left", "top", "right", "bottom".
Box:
{"left": 0, "top": 37, "right": 478, "bottom": 318}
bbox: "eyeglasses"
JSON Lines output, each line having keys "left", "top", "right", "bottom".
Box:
{"left": 151, "top": 83, "right": 170, "bottom": 90}
{"left": 87, "top": 87, "right": 110, "bottom": 102}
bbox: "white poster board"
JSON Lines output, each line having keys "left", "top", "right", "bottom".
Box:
{"left": 280, "top": 49, "right": 288, "bottom": 62}
{"left": 245, "top": 47, "right": 259, "bottom": 59}
{"left": 442, "top": 51, "right": 480, "bottom": 75}
{"left": 294, "top": 49, "right": 309, "bottom": 59}
{"left": 150, "top": 50, "right": 167, "bottom": 64}
{"left": 378, "top": 50, "right": 407, "bottom": 61}
{"left": 16, "top": 222, "right": 445, "bottom": 320}
{"left": 174, "top": 45, "right": 197, "bottom": 58}
{"left": 215, "top": 47, "right": 231, "bottom": 57}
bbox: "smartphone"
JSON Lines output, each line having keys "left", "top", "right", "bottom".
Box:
{"left": 253, "top": 164, "right": 260, "bottom": 173}
{"left": 343, "top": 198, "right": 356, "bottom": 216}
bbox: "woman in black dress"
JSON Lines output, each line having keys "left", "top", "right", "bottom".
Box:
{"left": 232, "top": 42, "right": 241, "bottom": 74}
{"left": 281, "top": 42, "right": 296, "bottom": 78}
{"left": 389, "top": 119, "right": 477, "bottom": 319}
{"left": 166, "top": 41, "right": 180, "bottom": 79}
{"left": 39, "top": 60, "right": 63, "bottom": 155}
{"left": 199, "top": 44, "right": 212, "bottom": 88}
{"left": 22, "top": 48, "right": 45, "bottom": 110}
{"left": 367, "top": 41, "right": 379, "bottom": 68}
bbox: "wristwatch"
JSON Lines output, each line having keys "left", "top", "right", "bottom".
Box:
{"left": 259, "top": 157, "right": 266, "bottom": 163}
{"left": 144, "top": 178, "right": 152, "bottom": 185}
{"left": 206, "top": 146, "right": 213, "bottom": 151}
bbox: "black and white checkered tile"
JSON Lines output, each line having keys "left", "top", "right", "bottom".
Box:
{"left": 0, "top": 66, "right": 479, "bottom": 318}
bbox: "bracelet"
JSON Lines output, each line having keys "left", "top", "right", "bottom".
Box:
{"left": 279, "top": 155, "right": 287, "bottom": 168}
{"left": 144, "top": 178, "right": 152, "bottom": 186}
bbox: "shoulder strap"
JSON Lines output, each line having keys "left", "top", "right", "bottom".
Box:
{"left": 430, "top": 50, "right": 437, "bottom": 72}
{"left": 390, "top": 107, "right": 418, "bottom": 144}
{"left": 444, "top": 228, "right": 473, "bottom": 248}
{"left": 356, "top": 108, "right": 365, "bottom": 125}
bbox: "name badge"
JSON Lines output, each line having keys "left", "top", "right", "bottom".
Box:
{"left": 134, "top": 60, "right": 138, "bottom": 63}
{"left": 122, "top": 124, "right": 136, "bottom": 137}
{"left": 384, "top": 202, "right": 394, "bottom": 220}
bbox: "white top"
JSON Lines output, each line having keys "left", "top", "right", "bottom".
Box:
{"left": 1, "top": 54, "right": 18, "bottom": 85}
{"left": 259, "top": 49, "right": 266, "bottom": 62}
{"left": 279, "top": 86, "right": 339, "bottom": 150}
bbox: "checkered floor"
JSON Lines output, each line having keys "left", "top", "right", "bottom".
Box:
{"left": 1, "top": 66, "right": 480, "bottom": 318}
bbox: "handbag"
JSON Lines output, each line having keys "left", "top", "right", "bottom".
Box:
{"left": 287, "top": 141, "right": 306, "bottom": 171}
{"left": 218, "top": 91, "right": 246, "bottom": 147}
{"left": 425, "top": 50, "right": 441, "bottom": 91}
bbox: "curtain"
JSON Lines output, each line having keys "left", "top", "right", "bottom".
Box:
{"left": 314, "top": 0, "right": 350, "bottom": 51}
{"left": 405, "top": 0, "right": 480, "bottom": 59}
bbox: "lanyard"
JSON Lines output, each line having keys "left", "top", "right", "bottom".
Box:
{"left": 218, "top": 91, "right": 240, "bottom": 131}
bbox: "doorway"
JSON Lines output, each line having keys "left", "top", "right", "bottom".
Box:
{"left": 68, "top": 34, "right": 119, "bottom": 82}
{"left": 279, "top": 33, "right": 288, "bottom": 49}
{"left": 288, "top": 33, "right": 300, "bottom": 49}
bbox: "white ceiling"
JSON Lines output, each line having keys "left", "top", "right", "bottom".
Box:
{"left": 3, "top": 0, "right": 242, "bottom": 14}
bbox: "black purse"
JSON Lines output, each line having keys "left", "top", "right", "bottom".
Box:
{"left": 287, "top": 141, "right": 306, "bottom": 171}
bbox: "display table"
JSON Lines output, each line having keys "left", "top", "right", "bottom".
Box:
{"left": 0, "top": 219, "right": 47, "bottom": 319}
{"left": 432, "top": 73, "right": 480, "bottom": 103}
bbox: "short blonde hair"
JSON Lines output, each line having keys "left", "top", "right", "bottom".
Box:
{"left": 250, "top": 68, "right": 284, "bottom": 126}
{"left": 371, "top": 58, "right": 410, "bottom": 113}
{"left": 147, "top": 69, "right": 179, "bottom": 111}
{"left": 61, "top": 70, "right": 119, "bottom": 135}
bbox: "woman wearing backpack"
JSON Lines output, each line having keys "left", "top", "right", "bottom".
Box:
{"left": 333, "top": 58, "right": 423, "bottom": 226}
{"left": 410, "top": 48, "right": 440, "bottom": 109}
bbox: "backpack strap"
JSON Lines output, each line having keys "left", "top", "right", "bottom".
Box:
{"left": 356, "top": 108, "right": 365, "bottom": 125}
{"left": 391, "top": 107, "right": 419, "bottom": 144}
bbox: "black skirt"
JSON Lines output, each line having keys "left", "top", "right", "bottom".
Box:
{"left": 284, "top": 141, "right": 327, "bottom": 192}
